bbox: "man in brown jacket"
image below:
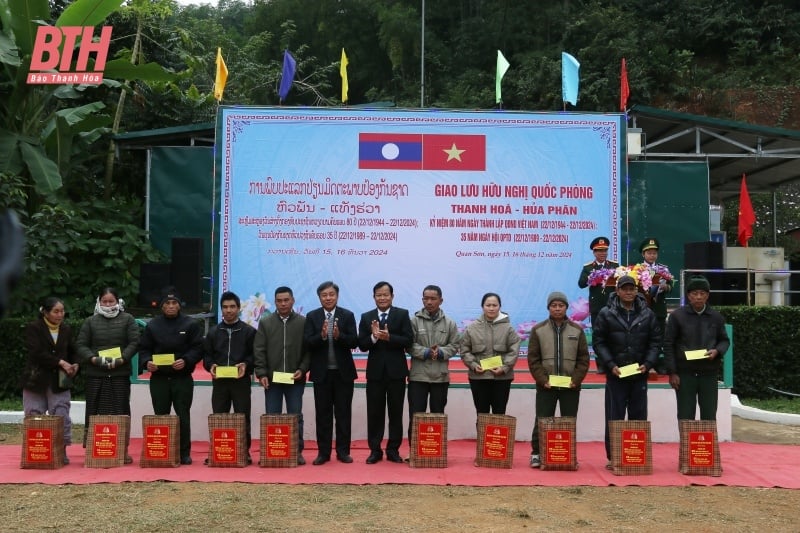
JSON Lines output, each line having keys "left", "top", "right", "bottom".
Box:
{"left": 527, "top": 291, "right": 590, "bottom": 468}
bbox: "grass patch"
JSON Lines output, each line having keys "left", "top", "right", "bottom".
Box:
{"left": 739, "top": 396, "right": 799, "bottom": 414}
{"left": 0, "top": 398, "right": 22, "bottom": 410}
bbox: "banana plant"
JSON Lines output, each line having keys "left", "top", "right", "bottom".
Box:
{"left": 0, "top": 0, "right": 173, "bottom": 197}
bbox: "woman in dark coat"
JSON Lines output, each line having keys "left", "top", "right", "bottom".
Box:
{"left": 22, "top": 297, "right": 79, "bottom": 463}
{"left": 76, "top": 287, "right": 140, "bottom": 461}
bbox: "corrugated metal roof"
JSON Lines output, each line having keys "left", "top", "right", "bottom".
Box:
{"left": 629, "top": 104, "right": 800, "bottom": 203}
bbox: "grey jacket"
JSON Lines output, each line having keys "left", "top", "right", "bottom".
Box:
{"left": 460, "top": 313, "right": 520, "bottom": 381}
{"left": 254, "top": 310, "right": 310, "bottom": 383}
{"left": 409, "top": 308, "right": 460, "bottom": 383}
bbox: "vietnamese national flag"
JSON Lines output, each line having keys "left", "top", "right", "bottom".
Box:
{"left": 620, "top": 57, "right": 630, "bottom": 111}
{"left": 737, "top": 174, "right": 756, "bottom": 246}
{"left": 422, "top": 134, "right": 486, "bottom": 171}
{"left": 359, "top": 133, "right": 485, "bottom": 171}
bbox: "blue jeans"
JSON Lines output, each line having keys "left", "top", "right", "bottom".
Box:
{"left": 265, "top": 382, "right": 305, "bottom": 452}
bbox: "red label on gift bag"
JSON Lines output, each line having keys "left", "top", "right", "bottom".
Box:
{"left": 26, "top": 429, "right": 53, "bottom": 463}
{"left": 416, "top": 423, "right": 444, "bottom": 458}
{"left": 545, "top": 429, "right": 573, "bottom": 464}
{"left": 91, "top": 423, "right": 119, "bottom": 459}
{"left": 266, "top": 424, "right": 291, "bottom": 459}
{"left": 481, "top": 424, "right": 510, "bottom": 460}
{"left": 688, "top": 431, "right": 715, "bottom": 467}
{"left": 144, "top": 425, "right": 171, "bottom": 460}
{"left": 212, "top": 428, "right": 239, "bottom": 463}
{"left": 621, "top": 429, "right": 648, "bottom": 466}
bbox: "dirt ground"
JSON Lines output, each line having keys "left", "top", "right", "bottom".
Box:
{"left": 0, "top": 417, "right": 798, "bottom": 532}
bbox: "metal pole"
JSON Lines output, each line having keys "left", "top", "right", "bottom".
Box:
{"left": 420, "top": 0, "right": 425, "bottom": 108}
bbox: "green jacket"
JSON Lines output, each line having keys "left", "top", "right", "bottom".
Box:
{"left": 409, "top": 308, "right": 460, "bottom": 383}
{"left": 76, "top": 312, "right": 140, "bottom": 378}
{"left": 253, "top": 310, "right": 310, "bottom": 382}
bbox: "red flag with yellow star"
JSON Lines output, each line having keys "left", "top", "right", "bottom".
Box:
{"left": 422, "top": 134, "right": 486, "bottom": 171}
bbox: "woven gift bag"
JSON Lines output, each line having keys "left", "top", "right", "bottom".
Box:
{"left": 475, "top": 413, "right": 516, "bottom": 468}
{"left": 259, "top": 414, "right": 299, "bottom": 467}
{"left": 207, "top": 413, "right": 248, "bottom": 467}
{"left": 85, "top": 415, "right": 130, "bottom": 468}
{"left": 409, "top": 413, "right": 448, "bottom": 468}
{"left": 537, "top": 416, "right": 578, "bottom": 471}
{"left": 139, "top": 415, "right": 180, "bottom": 468}
{"left": 21, "top": 415, "right": 65, "bottom": 469}
{"left": 608, "top": 420, "right": 653, "bottom": 475}
{"left": 679, "top": 419, "right": 722, "bottom": 477}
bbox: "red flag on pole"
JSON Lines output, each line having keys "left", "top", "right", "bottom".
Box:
{"left": 737, "top": 174, "right": 756, "bottom": 246}
{"left": 620, "top": 58, "right": 630, "bottom": 111}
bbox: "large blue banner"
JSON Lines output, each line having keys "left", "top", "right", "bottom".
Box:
{"left": 217, "top": 108, "right": 623, "bottom": 353}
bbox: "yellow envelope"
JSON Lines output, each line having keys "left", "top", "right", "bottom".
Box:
{"left": 272, "top": 371, "right": 295, "bottom": 384}
{"left": 98, "top": 347, "right": 122, "bottom": 358}
{"left": 152, "top": 353, "right": 175, "bottom": 366}
{"left": 480, "top": 355, "right": 503, "bottom": 371}
{"left": 685, "top": 349, "right": 709, "bottom": 360}
{"left": 549, "top": 375, "right": 572, "bottom": 388}
{"left": 618, "top": 363, "right": 641, "bottom": 378}
{"left": 215, "top": 365, "right": 239, "bottom": 378}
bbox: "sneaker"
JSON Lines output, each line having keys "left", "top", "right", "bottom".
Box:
{"left": 529, "top": 454, "right": 541, "bottom": 468}
{"left": 180, "top": 456, "right": 192, "bottom": 465}
{"left": 297, "top": 454, "right": 306, "bottom": 466}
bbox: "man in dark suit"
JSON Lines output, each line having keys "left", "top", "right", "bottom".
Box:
{"left": 358, "top": 281, "right": 413, "bottom": 464}
{"left": 303, "top": 281, "right": 359, "bottom": 465}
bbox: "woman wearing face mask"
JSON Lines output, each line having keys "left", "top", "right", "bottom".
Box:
{"left": 76, "top": 287, "right": 140, "bottom": 461}
{"left": 21, "top": 297, "right": 79, "bottom": 464}
{"left": 460, "top": 292, "right": 521, "bottom": 416}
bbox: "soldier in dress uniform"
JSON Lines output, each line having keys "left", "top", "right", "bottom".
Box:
{"left": 639, "top": 237, "right": 674, "bottom": 374}
{"left": 577, "top": 236, "right": 620, "bottom": 329}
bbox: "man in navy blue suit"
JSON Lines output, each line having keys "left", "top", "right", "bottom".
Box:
{"left": 303, "top": 281, "right": 359, "bottom": 465}
{"left": 358, "top": 281, "right": 413, "bottom": 464}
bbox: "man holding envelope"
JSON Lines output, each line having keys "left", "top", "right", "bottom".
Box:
{"left": 663, "top": 276, "right": 730, "bottom": 421}
{"left": 203, "top": 291, "right": 257, "bottom": 463}
{"left": 527, "top": 291, "right": 590, "bottom": 468}
{"left": 254, "top": 286, "right": 310, "bottom": 465}
{"left": 592, "top": 275, "right": 662, "bottom": 467}
{"left": 139, "top": 287, "right": 204, "bottom": 465}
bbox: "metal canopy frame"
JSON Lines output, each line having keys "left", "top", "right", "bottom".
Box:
{"left": 629, "top": 104, "right": 800, "bottom": 204}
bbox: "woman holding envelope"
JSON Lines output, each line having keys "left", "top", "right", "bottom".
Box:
{"left": 460, "top": 293, "right": 521, "bottom": 416}
{"left": 21, "top": 296, "right": 79, "bottom": 464}
{"left": 76, "top": 287, "right": 140, "bottom": 460}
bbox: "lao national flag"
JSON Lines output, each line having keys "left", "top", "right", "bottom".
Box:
{"left": 358, "top": 133, "right": 485, "bottom": 171}
{"left": 358, "top": 133, "right": 423, "bottom": 169}
{"left": 422, "top": 134, "right": 485, "bottom": 171}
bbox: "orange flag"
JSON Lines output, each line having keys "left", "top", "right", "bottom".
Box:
{"left": 737, "top": 174, "right": 756, "bottom": 246}
{"left": 620, "top": 58, "right": 629, "bottom": 111}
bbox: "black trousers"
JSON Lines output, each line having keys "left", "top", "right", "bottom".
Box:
{"left": 407, "top": 380, "right": 448, "bottom": 441}
{"left": 604, "top": 373, "right": 648, "bottom": 460}
{"left": 366, "top": 377, "right": 406, "bottom": 455}
{"left": 530, "top": 385, "right": 580, "bottom": 455}
{"left": 211, "top": 376, "right": 253, "bottom": 449}
{"left": 149, "top": 374, "right": 194, "bottom": 458}
{"left": 468, "top": 379, "right": 512, "bottom": 415}
{"left": 313, "top": 370, "right": 354, "bottom": 458}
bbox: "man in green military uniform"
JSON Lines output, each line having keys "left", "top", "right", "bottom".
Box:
{"left": 638, "top": 237, "right": 673, "bottom": 329}
{"left": 577, "top": 236, "right": 620, "bottom": 328}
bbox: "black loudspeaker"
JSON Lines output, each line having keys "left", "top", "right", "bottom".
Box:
{"left": 171, "top": 238, "right": 203, "bottom": 307}
{"left": 138, "top": 263, "right": 171, "bottom": 307}
{"left": 684, "top": 241, "right": 723, "bottom": 269}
